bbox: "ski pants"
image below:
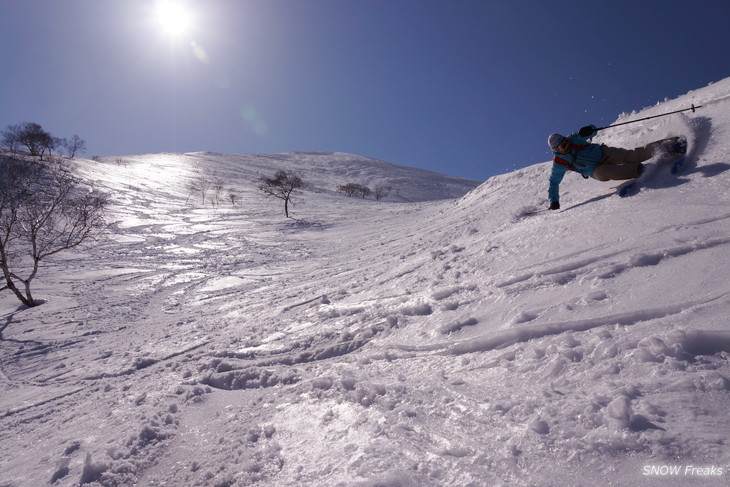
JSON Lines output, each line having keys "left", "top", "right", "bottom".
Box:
{"left": 592, "top": 137, "right": 678, "bottom": 181}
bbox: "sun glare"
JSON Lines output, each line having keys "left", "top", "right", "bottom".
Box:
{"left": 156, "top": 1, "right": 192, "bottom": 37}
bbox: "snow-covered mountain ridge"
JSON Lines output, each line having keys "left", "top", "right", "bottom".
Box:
{"left": 97, "top": 150, "right": 482, "bottom": 203}
{"left": 1, "top": 77, "right": 729, "bottom": 487}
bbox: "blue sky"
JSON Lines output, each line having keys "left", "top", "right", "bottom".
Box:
{"left": 1, "top": 0, "right": 729, "bottom": 181}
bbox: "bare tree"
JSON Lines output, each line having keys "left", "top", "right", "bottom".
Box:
{"left": 358, "top": 186, "right": 372, "bottom": 199}
{"left": 185, "top": 172, "right": 212, "bottom": 205}
{"left": 1, "top": 124, "right": 21, "bottom": 153}
{"left": 63, "top": 135, "right": 87, "bottom": 158}
{"left": 2, "top": 122, "right": 54, "bottom": 159}
{"left": 338, "top": 183, "right": 361, "bottom": 197}
{"left": 373, "top": 185, "right": 391, "bottom": 201}
{"left": 3, "top": 123, "right": 86, "bottom": 161}
{"left": 258, "top": 170, "right": 304, "bottom": 218}
{"left": 0, "top": 156, "right": 108, "bottom": 307}
{"left": 209, "top": 178, "right": 225, "bottom": 208}
{"left": 339, "top": 183, "right": 372, "bottom": 198}
{"left": 227, "top": 189, "right": 240, "bottom": 206}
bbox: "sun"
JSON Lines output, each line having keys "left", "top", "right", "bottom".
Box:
{"left": 156, "top": 1, "right": 192, "bottom": 37}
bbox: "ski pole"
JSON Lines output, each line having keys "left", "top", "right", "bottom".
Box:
{"left": 596, "top": 104, "right": 702, "bottom": 131}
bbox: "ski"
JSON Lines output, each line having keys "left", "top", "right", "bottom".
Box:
{"left": 616, "top": 179, "right": 638, "bottom": 197}
{"left": 671, "top": 155, "right": 687, "bottom": 174}
{"left": 670, "top": 138, "right": 688, "bottom": 174}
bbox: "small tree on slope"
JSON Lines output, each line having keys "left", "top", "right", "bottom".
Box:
{"left": 0, "top": 156, "right": 108, "bottom": 307}
{"left": 257, "top": 170, "right": 305, "bottom": 218}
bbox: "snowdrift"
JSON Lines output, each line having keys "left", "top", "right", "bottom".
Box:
{"left": 1, "top": 77, "right": 730, "bottom": 487}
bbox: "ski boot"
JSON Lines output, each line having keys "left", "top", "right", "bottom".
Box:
{"left": 674, "top": 138, "right": 687, "bottom": 154}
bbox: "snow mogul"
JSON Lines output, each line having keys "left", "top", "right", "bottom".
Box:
{"left": 546, "top": 125, "right": 683, "bottom": 210}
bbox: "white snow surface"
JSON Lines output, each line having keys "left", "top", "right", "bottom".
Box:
{"left": 2, "top": 77, "right": 730, "bottom": 487}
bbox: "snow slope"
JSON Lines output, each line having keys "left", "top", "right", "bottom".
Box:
{"left": 99, "top": 150, "right": 482, "bottom": 204}
{"left": 1, "top": 77, "right": 730, "bottom": 487}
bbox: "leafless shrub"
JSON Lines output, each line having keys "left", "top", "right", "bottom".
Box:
{"left": 185, "top": 172, "right": 212, "bottom": 205}
{"left": 338, "top": 183, "right": 373, "bottom": 198}
{"left": 374, "top": 185, "right": 392, "bottom": 201}
{"left": 227, "top": 189, "right": 240, "bottom": 206}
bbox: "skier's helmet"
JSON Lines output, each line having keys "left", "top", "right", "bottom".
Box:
{"left": 548, "top": 133, "right": 565, "bottom": 149}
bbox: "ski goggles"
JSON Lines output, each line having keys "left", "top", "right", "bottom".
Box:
{"left": 553, "top": 137, "right": 571, "bottom": 152}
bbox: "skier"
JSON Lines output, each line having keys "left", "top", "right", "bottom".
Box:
{"left": 546, "top": 125, "right": 681, "bottom": 209}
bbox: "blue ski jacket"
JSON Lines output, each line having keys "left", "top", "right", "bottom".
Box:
{"left": 548, "top": 126, "right": 602, "bottom": 204}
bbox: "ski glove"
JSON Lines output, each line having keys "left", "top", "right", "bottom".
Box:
{"left": 549, "top": 201, "right": 560, "bottom": 210}
{"left": 578, "top": 125, "right": 598, "bottom": 138}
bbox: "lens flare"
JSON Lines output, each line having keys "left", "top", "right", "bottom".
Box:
{"left": 190, "top": 41, "right": 209, "bottom": 64}
{"left": 241, "top": 105, "right": 269, "bottom": 136}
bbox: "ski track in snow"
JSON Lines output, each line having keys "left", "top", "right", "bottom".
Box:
{"left": 1, "top": 80, "right": 730, "bottom": 486}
